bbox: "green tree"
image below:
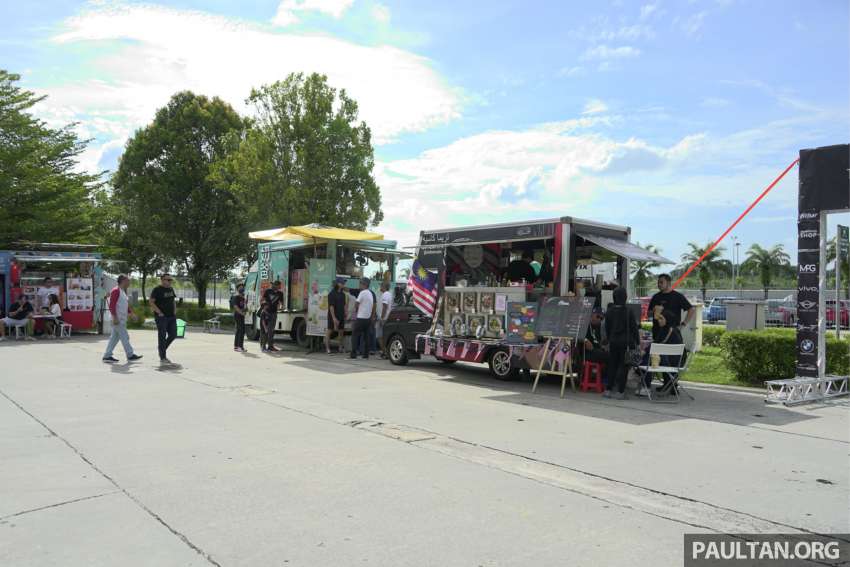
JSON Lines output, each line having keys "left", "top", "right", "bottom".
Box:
{"left": 679, "top": 242, "right": 727, "bottom": 302}
{"left": 0, "top": 70, "right": 101, "bottom": 245}
{"left": 629, "top": 242, "right": 661, "bottom": 293}
{"left": 112, "top": 91, "right": 245, "bottom": 307}
{"left": 742, "top": 244, "right": 790, "bottom": 299}
{"left": 826, "top": 236, "right": 850, "bottom": 299}
{"left": 213, "top": 73, "right": 383, "bottom": 262}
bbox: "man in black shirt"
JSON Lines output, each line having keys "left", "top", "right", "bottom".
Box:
{"left": 583, "top": 309, "right": 607, "bottom": 364}
{"left": 507, "top": 250, "right": 536, "bottom": 283}
{"left": 0, "top": 295, "right": 34, "bottom": 340}
{"left": 648, "top": 274, "right": 694, "bottom": 342}
{"left": 149, "top": 274, "right": 178, "bottom": 363}
{"left": 260, "top": 281, "right": 283, "bottom": 353}
{"left": 325, "top": 277, "right": 347, "bottom": 354}
{"left": 230, "top": 283, "right": 247, "bottom": 353}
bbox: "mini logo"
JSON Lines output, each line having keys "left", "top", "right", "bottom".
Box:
{"left": 799, "top": 264, "right": 817, "bottom": 273}
{"left": 799, "top": 229, "right": 819, "bottom": 239}
{"left": 798, "top": 285, "right": 818, "bottom": 293}
{"left": 799, "top": 211, "right": 819, "bottom": 220}
{"left": 800, "top": 339, "right": 815, "bottom": 353}
{"left": 799, "top": 300, "right": 817, "bottom": 309}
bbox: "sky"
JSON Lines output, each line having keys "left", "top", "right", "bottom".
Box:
{"left": 3, "top": 0, "right": 849, "bottom": 266}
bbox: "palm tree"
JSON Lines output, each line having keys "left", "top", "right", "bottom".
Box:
{"left": 630, "top": 242, "right": 661, "bottom": 294}
{"left": 679, "top": 242, "right": 727, "bottom": 302}
{"left": 742, "top": 244, "right": 790, "bottom": 299}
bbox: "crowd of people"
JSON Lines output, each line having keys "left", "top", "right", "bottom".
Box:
{"left": 579, "top": 273, "right": 694, "bottom": 399}
{"left": 0, "top": 277, "right": 64, "bottom": 341}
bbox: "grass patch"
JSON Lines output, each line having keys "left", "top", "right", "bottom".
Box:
{"left": 683, "top": 346, "right": 752, "bottom": 388}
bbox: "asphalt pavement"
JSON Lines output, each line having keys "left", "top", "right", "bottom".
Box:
{"left": 1, "top": 329, "right": 848, "bottom": 567}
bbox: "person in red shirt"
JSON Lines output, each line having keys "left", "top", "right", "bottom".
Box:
{"left": 102, "top": 275, "right": 142, "bottom": 363}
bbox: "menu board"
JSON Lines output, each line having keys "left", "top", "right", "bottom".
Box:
{"left": 290, "top": 269, "right": 308, "bottom": 311}
{"left": 506, "top": 301, "right": 538, "bottom": 344}
{"left": 535, "top": 296, "right": 594, "bottom": 339}
{"left": 66, "top": 278, "right": 93, "bottom": 311}
{"left": 306, "top": 259, "right": 336, "bottom": 336}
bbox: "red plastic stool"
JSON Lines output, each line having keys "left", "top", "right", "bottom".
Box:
{"left": 580, "top": 361, "right": 605, "bottom": 393}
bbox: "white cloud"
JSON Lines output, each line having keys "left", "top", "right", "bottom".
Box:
{"left": 272, "top": 0, "right": 354, "bottom": 27}
{"left": 701, "top": 96, "right": 731, "bottom": 108}
{"left": 581, "top": 45, "right": 641, "bottom": 61}
{"left": 680, "top": 11, "right": 707, "bottom": 37}
{"left": 640, "top": 3, "right": 659, "bottom": 20}
{"left": 371, "top": 3, "right": 390, "bottom": 23}
{"left": 557, "top": 65, "right": 584, "bottom": 78}
{"left": 582, "top": 98, "right": 608, "bottom": 115}
{"left": 45, "top": 3, "right": 461, "bottom": 155}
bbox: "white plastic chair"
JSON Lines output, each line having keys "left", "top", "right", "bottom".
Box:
{"left": 59, "top": 323, "right": 72, "bottom": 338}
{"left": 637, "top": 343, "right": 693, "bottom": 402}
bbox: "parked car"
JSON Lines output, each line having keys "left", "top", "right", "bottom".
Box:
{"left": 766, "top": 296, "right": 796, "bottom": 327}
{"left": 702, "top": 296, "right": 737, "bottom": 323}
{"left": 826, "top": 299, "right": 850, "bottom": 328}
{"left": 382, "top": 295, "right": 435, "bottom": 366}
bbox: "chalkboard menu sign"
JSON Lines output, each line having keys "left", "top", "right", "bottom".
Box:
{"left": 534, "top": 296, "right": 595, "bottom": 339}
{"left": 506, "top": 302, "right": 538, "bottom": 343}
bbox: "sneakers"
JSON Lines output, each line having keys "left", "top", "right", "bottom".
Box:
{"left": 128, "top": 354, "right": 143, "bottom": 361}
{"left": 613, "top": 391, "right": 627, "bottom": 400}
{"left": 602, "top": 390, "right": 613, "bottom": 398}
{"left": 103, "top": 356, "right": 119, "bottom": 363}
{"left": 160, "top": 357, "right": 172, "bottom": 364}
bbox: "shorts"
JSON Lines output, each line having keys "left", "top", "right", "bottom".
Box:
{"left": 327, "top": 313, "right": 345, "bottom": 331}
{"left": 2, "top": 317, "right": 29, "bottom": 328}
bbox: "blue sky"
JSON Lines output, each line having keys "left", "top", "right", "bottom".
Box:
{"left": 3, "top": 0, "right": 849, "bottom": 266}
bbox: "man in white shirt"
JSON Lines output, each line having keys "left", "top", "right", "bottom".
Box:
{"left": 102, "top": 274, "right": 142, "bottom": 363}
{"left": 349, "top": 277, "right": 375, "bottom": 360}
{"left": 377, "top": 281, "right": 393, "bottom": 358}
{"left": 37, "top": 277, "right": 61, "bottom": 311}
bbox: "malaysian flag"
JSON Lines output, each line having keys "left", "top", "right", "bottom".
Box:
{"left": 408, "top": 259, "right": 438, "bottom": 317}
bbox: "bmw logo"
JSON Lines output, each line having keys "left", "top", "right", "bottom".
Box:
{"left": 801, "top": 339, "right": 815, "bottom": 353}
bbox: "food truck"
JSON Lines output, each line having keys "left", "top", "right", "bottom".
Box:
{"left": 0, "top": 245, "right": 106, "bottom": 334}
{"left": 389, "top": 216, "right": 672, "bottom": 379}
{"left": 244, "top": 225, "right": 407, "bottom": 346}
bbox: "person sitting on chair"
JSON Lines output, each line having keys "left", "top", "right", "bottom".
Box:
{"left": 0, "top": 295, "right": 35, "bottom": 341}
{"left": 583, "top": 308, "right": 608, "bottom": 364}
{"left": 637, "top": 308, "right": 685, "bottom": 397}
{"left": 44, "top": 294, "right": 63, "bottom": 339}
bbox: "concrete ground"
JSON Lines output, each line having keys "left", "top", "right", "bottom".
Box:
{"left": 1, "top": 329, "right": 848, "bottom": 567}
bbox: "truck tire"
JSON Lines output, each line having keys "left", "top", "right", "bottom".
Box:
{"left": 488, "top": 347, "right": 519, "bottom": 381}
{"left": 387, "top": 334, "right": 409, "bottom": 366}
{"left": 291, "top": 318, "right": 309, "bottom": 348}
{"left": 249, "top": 313, "right": 260, "bottom": 341}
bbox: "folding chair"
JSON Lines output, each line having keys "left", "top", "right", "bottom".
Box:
{"left": 637, "top": 343, "right": 694, "bottom": 402}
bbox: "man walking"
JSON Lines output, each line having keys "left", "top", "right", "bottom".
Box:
{"left": 349, "top": 277, "right": 374, "bottom": 360}
{"left": 377, "top": 281, "right": 393, "bottom": 358}
{"left": 231, "top": 283, "right": 247, "bottom": 353}
{"left": 149, "top": 273, "right": 178, "bottom": 364}
{"left": 260, "top": 281, "right": 283, "bottom": 353}
{"left": 102, "top": 275, "right": 142, "bottom": 363}
{"left": 325, "top": 277, "right": 347, "bottom": 354}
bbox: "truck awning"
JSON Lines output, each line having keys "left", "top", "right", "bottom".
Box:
{"left": 249, "top": 224, "right": 384, "bottom": 241}
{"left": 576, "top": 233, "right": 673, "bottom": 264}
{"left": 12, "top": 255, "right": 100, "bottom": 263}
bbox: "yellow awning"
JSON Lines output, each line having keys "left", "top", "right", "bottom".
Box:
{"left": 249, "top": 224, "right": 384, "bottom": 241}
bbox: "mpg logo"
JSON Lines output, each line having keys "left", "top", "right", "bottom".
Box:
{"left": 800, "top": 339, "right": 815, "bottom": 353}
{"left": 799, "top": 264, "right": 817, "bottom": 273}
{"left": 799, "top": 229, "right": 819, "bottom": 239}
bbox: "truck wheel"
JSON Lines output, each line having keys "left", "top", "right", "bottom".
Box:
{"left": 249, "top": 313, "right": 260, "bottom": 341}
{"left": 387, "top": 335, "right": 409, "bottom": 366}
{"left": 293, "top": 318, "right": 309, "bottom": 348}
{"left": 488, "top": 348, "right": 518, "bottom": 381}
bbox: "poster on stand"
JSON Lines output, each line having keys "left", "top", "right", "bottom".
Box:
{"left": 306, "top": 259, "right": 336, "bottom": 336}
{"left": 66, "top": 278, "right": 93, "bottom": 312}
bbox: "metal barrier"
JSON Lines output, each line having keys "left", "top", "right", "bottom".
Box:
{"left": 764, "top": 376, "right": 849, "bottom": 406}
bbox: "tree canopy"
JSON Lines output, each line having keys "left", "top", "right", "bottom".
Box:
{"left": 742, "top": 243, "right": 790, "bottom": 299}
{"left": 0, "top": 70, "right": 101, "bottom": 246}
{"left": 680, "top": 242, "right": 729, "bottom": 301}
{"left": 112, "top": 91, "right": 246, "bottom": 306}
{"left": 213, "top": 72, "right": 383, "bottom": 262}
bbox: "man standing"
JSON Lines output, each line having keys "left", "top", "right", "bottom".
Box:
{"left": 349, "top": 277, "right": 374, "bottom": 360}
{"left": 0, "top": 295, "right": 34, "bottom": 340}
{"left": 260, "top": 281, "right": 283, "bottom": 353}
{"left": 37, "top": 277, "right": 61, "bottom": 311}
{"left": 230, "top": 283, "right": 247, "bottom": 353}
{"left": 325, "top": 277, "right": 347, "bottom": 354}
{"left": 377, "top": 281, "right": 393, "bottom": 358}
{"left": 102, "top": 275, "right": 142, "bottom": 363}
{"left": 507, "top": 250, "right": 537, "bottom": 283}
{"left": 149, "top": 274, "right": 178, "bottom": 363}
{"left": 648, "top": 274, "right": 695, "bottom": 342}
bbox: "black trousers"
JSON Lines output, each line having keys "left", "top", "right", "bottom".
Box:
{"left": 155, "top": 315, "right": 177, "bottom": 360}
{"left": 350, "top": 318, "right": 371, "bottom": 358}
{"left": 606, "top": 343, "right": 628, "bottom": 394}
{"left": 234, "top": 314, "right": 245, "bottom": 348}
{"left": 260, "top": 312, "right": 277, "bottom": 350}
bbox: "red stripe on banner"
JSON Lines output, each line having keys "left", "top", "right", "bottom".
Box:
{"left": 673, "top": 158, "right": 800, "bottom": 290}
{"left": 412, "top": 288, "right": 437, "bottom": 305}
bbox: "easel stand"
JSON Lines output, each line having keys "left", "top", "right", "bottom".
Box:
{"left": 531, "top": 337, "right": 578, "bottom": 398}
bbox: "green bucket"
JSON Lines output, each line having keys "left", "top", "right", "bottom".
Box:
{"left": 176, "top": 318, "right": 187, "bottom": 338}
